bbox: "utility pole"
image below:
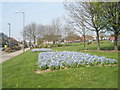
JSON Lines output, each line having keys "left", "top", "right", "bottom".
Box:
{"left": 15, "top": 11, "right": 25, "bottom": 52}
{"left": 8, "top": 23, "right": 11, "bottom": 47}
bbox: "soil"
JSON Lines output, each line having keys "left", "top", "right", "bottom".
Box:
{"left": 35, "top": 68, "right": 68, "bottom": 74}
{"left": 35, "top": 69, "right": 52, "bottom": 74}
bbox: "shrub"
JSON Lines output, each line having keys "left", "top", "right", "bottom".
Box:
{"left": 49, "top": 66, "right": 56, "bottom": 70}
{"left": 4, "top": 47, "right": 12, "bottom": 52}
{"left": 55, "top": 66, "right": 60, "bottom": 70}
{"left": 70, "top": 63, "right": 77, "bottom": 68}
{"left": 39, "top": 65, "right": 48, "bottom": 70}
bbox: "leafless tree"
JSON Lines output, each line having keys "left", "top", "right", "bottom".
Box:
{"left": 64, "top": 1, "right": 106, "bottom": 50}
{"left": 39, "top": 17, "right": 63, "bottom": 44}
{"left": 23, "top": 22, "right": 37, "bottom": 45}
{"left": 65, "top": 31, "right": 81, "bottom": 41}
{"left": 64, "top": 2, "right": 89, "bottom": 50}
{"left": 51, "top": 17, "right": 62, "bottom": 36}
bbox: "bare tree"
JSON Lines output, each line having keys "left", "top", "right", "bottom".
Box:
{"left": 64, "top": 1, "right": 106, "bottom": 50}
{"left": 65, "top": 31, "right": 81, "bottom": 41}
{"left": 38, "top": 17, "right": 63, "bottom": 44}
{"left": 23, "top": 22, "right": 38, "bottom": 45}
{"left": 51, "top": 17, "right": 62, "bottom": 36}
{"left": 64, "top": 2, "right": 89, "bottom": 50}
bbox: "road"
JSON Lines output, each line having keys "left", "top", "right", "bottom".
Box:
{"left": 0, "top": 48, "right": 30, "bottom": 63}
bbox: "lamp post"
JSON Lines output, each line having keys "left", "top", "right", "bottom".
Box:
{"left": 8, "top": 23, "right": 11, "bottom": 47}
{"left": 15, "top": 11, "right": 25, "bottom": 52}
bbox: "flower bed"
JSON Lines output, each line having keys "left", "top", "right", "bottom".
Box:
{"left": 32, "top": 48, "right": 52, "bottom": 52}
{"left": 36, "top": 51, "right": 118, "bottom": 70}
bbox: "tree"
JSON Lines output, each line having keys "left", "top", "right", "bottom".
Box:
{"left": 43, "top": 34, "right": 60, "bottom": 44}
{"left": 101, "top": 2, "right": 120, "bottom": 50}
{"left": 23, "top": 23, "right": 38, "bottom": 45}
{"left": 37, "top": 38, "right": 43, "bottom": 45}
{"left": 39, "top": 18, "right": 62, "bottom": 44}
{"left": 51, "top": 17, "right": 62, "bottom": 36}
{"left": 64, "top": 1, "right": 106, "bottom": 50}
{"left": 64, "top": 2, "right": 89, "bottom": 49}
{"left": 65, "top": 31, "right": 81, "bottom": 42}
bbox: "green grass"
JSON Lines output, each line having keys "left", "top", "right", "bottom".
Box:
{"left": 2, "top": 41, "right": 119, "bottom": 88}
{"left": 51, "top": 40, "right": 120, "bottom": 50}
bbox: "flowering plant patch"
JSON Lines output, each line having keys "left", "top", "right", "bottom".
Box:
{"left": 36, "top": 51, "right": 118, "bottom": 70}
{"left": 32, "top": 48, "right": 52, "bottom": 52}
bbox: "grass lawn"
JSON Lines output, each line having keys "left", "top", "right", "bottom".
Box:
{"left": 2, "top": 41, "right": 119, "bottom": 88}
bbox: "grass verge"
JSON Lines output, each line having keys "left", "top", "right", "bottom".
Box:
{"left": 2, "top": 49, "right": 118, "bottom": 88}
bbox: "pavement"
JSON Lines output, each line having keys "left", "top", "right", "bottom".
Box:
{"left": 0, "top": 48, "right": 30, "bottom": 63}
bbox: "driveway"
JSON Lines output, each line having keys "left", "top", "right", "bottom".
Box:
{"left": 1, "top": 48, "right": 30, "bottom": 63}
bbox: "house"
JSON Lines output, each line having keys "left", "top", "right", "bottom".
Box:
{"left": 81, "top": 35, "right": 94, "bottom": 42}
{"left": 64, "top": 36, "right": 82, "bottom": 43}
{"left": 0, "top": 32, "right": 8, "bottom": 47}
{"left": 109, "top": 35, "right": 120, "bottom": 41}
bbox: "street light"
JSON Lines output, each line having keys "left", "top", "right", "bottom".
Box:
{"left": 8, "top": 23, "right": 11, "bottom": 47}
{"left": 15, "top": 11, "right": 25, "bottom": 52}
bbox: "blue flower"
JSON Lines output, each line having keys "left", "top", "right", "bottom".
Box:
{"left": 36, "top": 51, "right": 118, "bottom": 70}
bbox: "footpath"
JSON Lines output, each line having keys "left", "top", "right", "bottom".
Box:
{"left": 1, "top": 48, "right": 30, "bottom": 63}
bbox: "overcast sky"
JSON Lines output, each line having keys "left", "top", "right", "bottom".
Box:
{"left": 2, "top": 2, "right": 65, "bottom": 41}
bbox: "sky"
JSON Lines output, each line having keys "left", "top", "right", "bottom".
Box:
{"left": 1, "top": 2, "right": 66, "bottom": 41}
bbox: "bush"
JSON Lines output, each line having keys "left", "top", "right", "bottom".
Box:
{"left": 60, "top": 66, "right": 64, "bottom": 70}
{"left": 4, "top": 46, "right": 21, "bottom": 52}
{"left": 4, "top": 47, "right": 13, "bottom": 52}
{"left": 12, "top": 46, "right": 21, "bottom": 50}
{"left": 70, "top": 63, "right": 77, "bottom": 68}
{"left": 55, "top": 66, "right": 60, "bottom": 70}
{"left": 49, "top": 66, "right": 56, "bottom": 70}
{"left": 43, "top": 44, "right": 48, "bottom": 48}
{"left": 40, "top": 65, "right": 48, "bottom": 70}
{"left": 38, "top": 44, "right": 49, "bottom": 48}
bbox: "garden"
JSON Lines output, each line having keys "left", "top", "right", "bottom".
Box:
{"left": 2, "top": 41, "right": 119, "bottom": 88}
{"left": 36, "top": 51, "right": 117, "bottom": 71}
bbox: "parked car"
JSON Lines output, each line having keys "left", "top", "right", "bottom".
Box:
{"left": 72, "top": 41, "right": 79, "bottom": 43}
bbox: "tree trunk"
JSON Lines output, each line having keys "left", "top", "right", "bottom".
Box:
{"left": 33, "top": 36, "right": 36, "bottom": 45}
{"left": 114, "top": 32, "right": 118, "bottom": 50}
{"left": 83, "top": 35, "right": 86, "bottom": 50}
{"left": 29, "top": 39, "right": 31, "bottom": 47}
{"left": 96, "top": 31, "right": 100, "bottom": 50}
{"left": 53, "top": 41, "right": 55, "bottom": 45}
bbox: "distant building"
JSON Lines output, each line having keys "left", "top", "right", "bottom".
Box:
{"left": 0, "top": 32, "right": 8, "bottom": 47}
{"left": 0, "top": 32, "right": 19, "bottom": 47}
{"left": 109, "top": 34, "right": 120, "bottom": 41}
{"left": 81, "top": 35, "right": 94, "bottom": 41}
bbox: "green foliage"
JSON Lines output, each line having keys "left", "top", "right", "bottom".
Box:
{"left": 60, "top": 66, "right": 64, "bottom": 70}
{"left": 55, "top": 66, "right": 60, "bottom": 70}
{"left": 12, "top": 46, "right": 21, "bottom": 50}
{"left": 35, "top": 44, "right": 49, "bottom": 48}
{"left": 49, "top": 66, "right": 56, "bottom": 70}
{"left": 70, "top": 63, "right": 77, "bottom": 68}
{"left": 4, "top": 46, "right": 21, "bottom": 52}
{"left": 39, "top": 65, "right": 48, "bottom": 70}
{"left": 65, "top": 64, "right": 70, "bottom": 68}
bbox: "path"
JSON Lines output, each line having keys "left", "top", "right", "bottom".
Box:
{"left": 1, "top": 48, "right": 30, "bottom": 63}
